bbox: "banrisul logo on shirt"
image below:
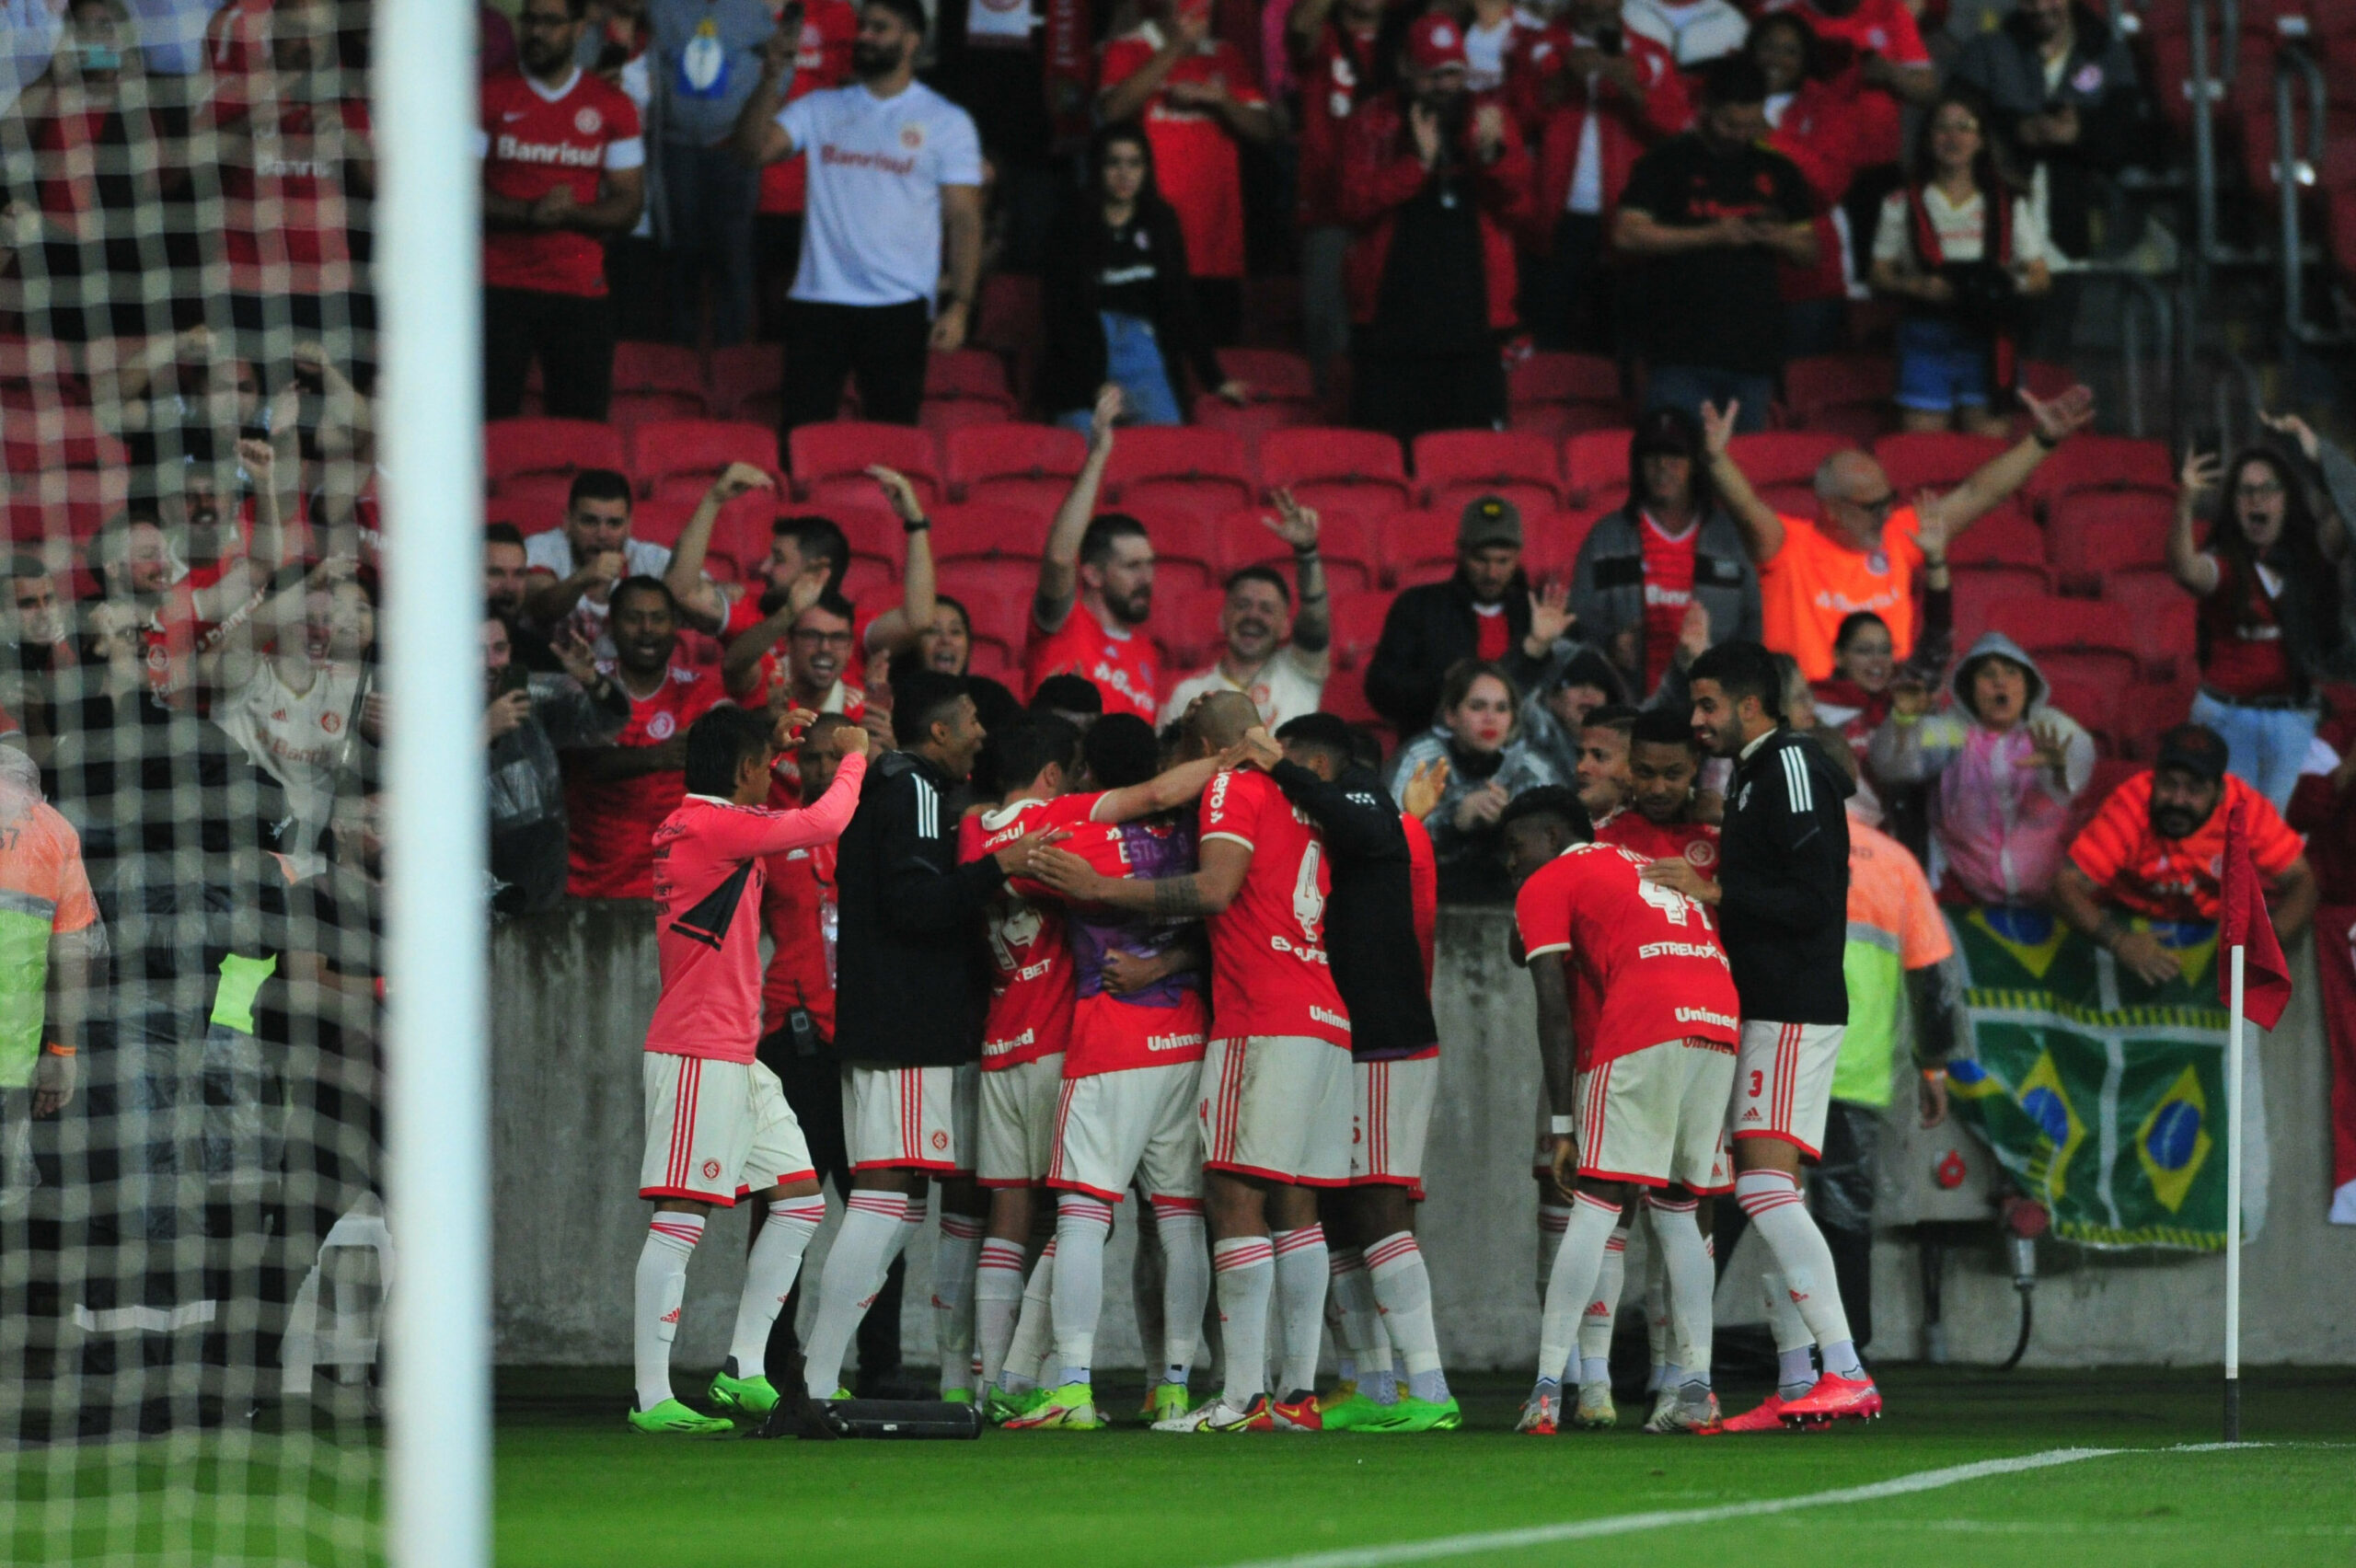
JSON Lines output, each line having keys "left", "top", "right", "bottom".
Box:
{"left": 677, "top": 17, "right": 731, "bottom": 98}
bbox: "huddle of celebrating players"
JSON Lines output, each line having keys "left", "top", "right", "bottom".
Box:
{"left": 621, "top": 635, "right": 1877, "bottom": 1439}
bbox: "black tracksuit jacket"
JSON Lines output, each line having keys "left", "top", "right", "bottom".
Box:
{"left": 1717, "top": 727, "right": 1853, "bottom": 1026}
{"left": 1267, "top": 759, "right": 1439, "bottom": 1055}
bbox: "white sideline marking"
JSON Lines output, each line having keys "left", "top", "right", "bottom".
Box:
{"left": 1221, "top": 1446, "right": 2145, "bottom": 1568}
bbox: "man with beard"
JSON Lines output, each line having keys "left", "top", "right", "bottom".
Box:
{"left": 2, "top": 558, "right": 77, "bottom": 761}
{"left": 2053, "top": 723, "right": 2314, "bottom": 986}
{"left": 1026, "top": 388, "right": 1161, "bottom": 723}
{"left": 485, "top": 524, "right": 564, "bottom": 674}
{"left": 1365, "top": 496, "right": 1552, "bottom": 735}
{"left": 479, "top": 0, "right": 647, "bottom": 421}
{"left": 562, "top": 577, "right": 763, "bottom": 899}
{"left": 730, "top": 0, "right": 984, "bottom": 430}
{"left": 733, "top": 593, "right": 867, "bottom": 735}
{"left": 1158, "top": 491, "right": 1330, "bottom": 732}
{"left": 1338, "top": 14, "right": 1531, "bottom": 445}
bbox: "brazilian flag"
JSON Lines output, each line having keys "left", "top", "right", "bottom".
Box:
{"left": 1944, "top": 907, "right": 2264, "bottom": 1251}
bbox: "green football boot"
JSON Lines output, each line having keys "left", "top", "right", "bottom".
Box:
{"left": 1001, "top": 1381, "right": 1103, "bottom": 1430}
{"left": 627, "top": 1398, "right": 735, "bottom": 1437}
{"left": 985, "top": 1384, "right": 1050, "bottom": 1425}
{"left": 1144, "top": 1382, "right": 1192, "bottom": 1425}
{"left": 1360, "top": 1395, "right": 1462, "bottom": 1434}
{"left": 707, "top": 1367, "right": 780, "bottom": 1421}
{"left": 1318, "top": 1391, "right": 1401, "bottom": 1431}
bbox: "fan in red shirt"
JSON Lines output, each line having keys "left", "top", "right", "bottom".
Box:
{"left": 1508, "top": 793, "right": 1738, "bottom": 1436}
{"left": 1292, "top": 0, "right": 1384, "bottom": 234}
{"left": 1758, "top": 0, "right": 1934, "bottom": 168}
{"left": 1023, "top": 391, "right": 1161, "bottom": 722}
{"left": 479, "top": 0, "right": 649, "bottom": 422}
{"left": 628, "top": 701, "right": 868, "bottom": 1435}
{"left": 2053, "top": 723, "right": 2316, "bottom": 987}
{"left": 564, "top": 578, "right": 763, "bottom": 900}
{"left": 1098, "top": 0, "right": 1275, "bottom": 294}
{"left": 1599, "top": 709, "right": 1721, "bottom": 879}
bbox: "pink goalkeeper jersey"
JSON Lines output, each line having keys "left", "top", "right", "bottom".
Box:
{"left": 644, "top": 755, "right": 867, "bottom": 1062}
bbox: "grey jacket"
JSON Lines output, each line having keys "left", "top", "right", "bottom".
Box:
{"left": 1386, "top": 729, "right": 1564, "bottom": 904}
{"left": 1567, "top": 506, "right": 1762, "bottom": 701}
{"left": 1949, "top": 6, "right": 2142, "bottom": 259}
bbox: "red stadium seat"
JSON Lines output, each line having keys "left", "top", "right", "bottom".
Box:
{"left": 2042, "top": 674, "right": 2124, "bottom": 755}
{"left": 709, "top": 342, "right": 784, "bottom": 423}
{"left": 1103, "top": 427, "right": 1255, "bottom": 528}
{"left": 485, "top": 417, "right": 626, "bottom": 498}
{"left": 622, "top": 496, "right": 699, "bottom": 551}
{"left": 2046, "top": 490, "right": 2174, "bottom": 586}
{"left": 1216, "top": 348, "right": 1316, "bottom": 400}
{"left": 1951, "top": 564, "right": 2051, "bottom": 645}
{"left": 1328, "top": 590, "right": 1394, "bottom": 669}
{"left": 1985, "top": 594, "right": 2141, "bottom": 686}
{"left": 630, "top": 419, "right": 780, "bottom": 503}
{"left": 1116, "top": 505, "right": 1219, "bottom": 592}
{"left": 941, "top": 571, "right": 1036, "bottom": 650}
{"left": 1526, "top": 505, "right": 1609, "bottom": 583}
{"left": 2024, "top": 432, "right": 2177, "bottom": 516}
{"left": 1382, "top": 510, "right": 1463, "bottom": 586}
{"left": 1726, "top": 430, "right": 1849, "bottom": 492}
{"left": 1154, "top": 582, "right": 1230, "bottom": 672}
{"left": 1412, "top": 430, "right": 1566, "bottom": 515}
{"left": 607, "top": 342, "right": 710, "bottom": 431}
{"left": 926, "top": 348, "right": 1015, "bottom": 411}
{"left": 1782, "top": 353, "right": 1898, "bottom": 441}
{"left": 1210, "top": 506, "right": 1376, "bottom": 594}
{"left": 1259, "top": 428, "right": 1412, "bottom": 525}
{"left": 919, "top": 399, "right": 1012, "bottom": 442}
{"left": 1872, "top": 431, "right": 2008, "bottom": 494}
{"left": 1946, "top": 506, "right": 2047, "bottom": 570}
{"left": 966, "top": 632, "right": 1018, "bottom": 685}
{"left": 1192, "top": 350, "right": 1322, "bottom": 446}
{"left": 788, "top": 421, "right": 942, "bottom": 511}
{"left": 929, "top": 501, "right": 1045, "bottom": 565}
{"left": 2100, "top": 570, "right": 2200, "bottom": 682}
{"left": 946, "top": 422, "right": 1087, "bottom": 510}
{"left": 1563, "top": 428, "right": 1635, "bottom": 512}
{"left": 973, "top": 273, "right": 1043, "bottom": 403}
{"left": 1507, "top": 352, "right": 1628, "bottom": 437}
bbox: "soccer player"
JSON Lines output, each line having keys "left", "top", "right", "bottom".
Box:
{"left": 1028, "top": 691, "right": 1349, "bottom": 1432}
{"left": 1263, "top": 712, "right": 1459, "bottom": 1433}
{"left": 1573, "top": 705, "right": 1638, "bottom": 827}
{"left": 957, "top": 711, "right": 1237, "bottom": 1413}
{"left": 799, "top": 669, "right": 1047, "bottom": 1401}
{"left": 1506, "top": 790, "right": 1739, "bottom": 1438}
{"left": 1648, "top": 639, "right": 1880, "bottom": 1428}
{"left": 629, "top": 702, "right": 870, "bottom": 1435}
{"left": 998, "top": 714, "right": 1220, "bottom": 1429}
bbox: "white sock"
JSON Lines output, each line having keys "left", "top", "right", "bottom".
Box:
{"left": 1645, "top": 1193, "right": 1714, "bottom": 1386}
{"left": 1738, "top": 1171, "right": 1861, "bottom": 1375}
{"left": 932, "top": 1211, "right": 983, "bottom": 1398}
{"left": 1535, "top": 1192, "right": 1620, "bottom": 1389}
{"left": 1131, "top": 1204, "right": 1166, "bottom": 1365}
{"left": 1763, "top": 1266, "right": 1820, "bottom": 1398}
{"left": 801, "top": 1190, "right": 907, "bottom": 1399}
{"left": 1211, "top": 1235, "right": 1276, "bottom": 1406}
{"left": 1537, "top": 1202, "right": 1572, "bottom": 1297}
{"left": 999, "top": 1238, "right": 1057, "bottom": 1394}
{"left": 974, "top": 1238, "right": 1027, "bottom": 1389}
{"left": 728, "top": 1197, "right": 824, "bottom": 1379}
{"left": 1152, "top": 1199, "right": 1208, "bottom": 1382}
{"left": 1577, "top": 1225, "right": 1628, "bottom": 1385}
{"left": 1270, "top": 1224, "right": 1329, "bottom": 1397}
{"left": 634, "top": 1213, "right": 704, "bottom": 1412}
{"left": 1364, "top": 1231, "right": 1448, "bottom": 1403}
{"left": 1327, "top": 1246, "right": 1395, "bottom": 1402}
{"left": 1048, "top": 1194, "right": 1114, "bottom": 1384}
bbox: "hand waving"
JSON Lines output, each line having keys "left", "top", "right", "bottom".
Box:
{"left": 1263, "top": 488, "right": 1320, "bottom": 553}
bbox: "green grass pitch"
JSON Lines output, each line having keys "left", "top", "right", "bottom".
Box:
{"left": 493, "top": 1366, "right": 2356, "bottom": 1568}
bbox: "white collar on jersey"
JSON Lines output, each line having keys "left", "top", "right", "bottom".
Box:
{"left": 525, "top": 66, "right": 583, "bottom": 104}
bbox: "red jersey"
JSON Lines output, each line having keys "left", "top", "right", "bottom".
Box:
{"left": 479, "top": 68, "right": 645, "bottom": 297}
{"left": 643, "top": 760, "right": 867, "bottom": 1062}
{"left": 1198, "top": 767, "right": 1350, "bottom": 1046}
{"left": 2066, "top": 772, "right": 2303, "bottom": 923}
{"left": 1100, "top": 28, "right": 1264, "bottom": 279}
{"left": 2197, "top": 557, "right": 2295, "bottom": 699}
{"left": 958, "top": 791, "right": 1111, "bottom": 1069}
{"left": 759, "top": 837, "right": 838, "bottom": 1040}
{"left": 1637, "top": 513, "right": 1699, "bottom": 691}
{"left": 565, "top": 632, "right": 733, "bottom": 899}
{"left": 1295, "top": 23, "right": 1380, "bottom": 229}
{"left": 1597, "top": 811, "right": 1720, "bottom": 882}
{"left": 758, "top": 0, "right": 858, "bottom": 215}
{"left": 1760, "top": 0, "right": 1925, "bottom": 166}
{"left": 1403, "top": 808, "right": 1438, "bottom": 986}
{"left": 1513, "top": 841, "right": 1739, "bottom": 1069}
{"left": 1472, "top": 604, "right": 1511, "bottom": 663}
{"left": 1025, "top": 602, "right": 1160, "bottom": 722}
{"left": 211, "top": 93, "right": 374, "bottom": 296}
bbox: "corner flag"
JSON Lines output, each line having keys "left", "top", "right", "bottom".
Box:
{"left": 2220, "top": 800, "right": 2292, "bottom": 1031}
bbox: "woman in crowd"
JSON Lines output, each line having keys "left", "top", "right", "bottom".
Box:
{"left": 1868, "top": 632, "right": 2094, "bottom": 908}
{"left": 1752, "top": 12, "right": 1865, "bottom": 358}
{"left": 1038, "top": 122, "right": 1243, "bottom": 432}
{"left": 1811, "top": 570, "right": 1948, "bottom": 852}
{"left": 2168, "top": 443, "right": 2347, "bottom": 809}
{"left": 1387, "top": 658, "right": 1561, "bottom": 904}
{"left": 905, "top": 594, "right": 1020, "bottom": 731}
{"left": 1868, "top": 88, "right": 2050, "bottom": 436}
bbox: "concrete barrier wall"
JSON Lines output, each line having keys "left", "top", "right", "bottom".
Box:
{"left": 491, "top": 902, "right": 2356, "bottom": 1370}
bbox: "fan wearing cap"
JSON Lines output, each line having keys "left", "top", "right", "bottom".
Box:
{"left": 1337, "top": 12, "right": 1532, "bottom": 447}
{"left": 1568, "top": 408, "right": 1761, "bottom": 703}
{"left": 1364, "top": 494, "right": 1554, "bottom": 735}
{"left": 2051, "top": 723, "right": 2315, "bottom": 989}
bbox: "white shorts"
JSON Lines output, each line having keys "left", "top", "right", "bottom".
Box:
{"left": 844, "top": 1062, "right": 980, "bottom": 1175}
{"left": 977, "top": 1053, "right": 1065, "bottom": 1188}
{"left": 1731, "top": 1020, "right": 1845, "bottom": 1160}
{"left": 1199, "top": 1035, "right": 1352, "bottom": 1187}
{"left": 1046, "top": 1060, "right": 1205, "bottom": 1204}
{"left": 1574, "top": 1037, "right": 1737, "bottom": 1192}
{"left": 639, "top": 1053, "right": 814, "bottom": 1205}
{"left": 1352, "top": 1053, "right": 1438, "bottom": 1194}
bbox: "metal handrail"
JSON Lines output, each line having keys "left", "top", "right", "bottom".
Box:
{"left": 2062, "top": 262, "right": 2175, "bottom": 441}
{"left": 2274, "top": 40, "right": 2333, "bottom": 341}
{"left": 2189, "top": 0, "right": 2223, "bottom": 273}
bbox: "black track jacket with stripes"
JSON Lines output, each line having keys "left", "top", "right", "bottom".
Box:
{"left": 832, "top": 749, "right": 1004, "bottom": 1066}
{"left": 1717, "top": 726, "right": 1853, "bottom": 1025}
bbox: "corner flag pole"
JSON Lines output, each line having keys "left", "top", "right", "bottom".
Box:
{"left": 2224, "top": 942, "right": 2245, "bottom": 1446}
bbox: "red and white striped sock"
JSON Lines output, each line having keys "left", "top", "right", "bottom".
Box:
{"left": 801, "top": 1190, "right": 908, "bottom": 1399}
{"left": 634, "top": 1212, "right": 706, "bottom": 1412}
{"left": 1537, "top": 1202, "right": 1573, "bottom": 1297}
{"left": 1325, "top": 1246, "right": 1392, "bottom": 1401}
{"left": 1212, "top": 1235, "right": 1276, "bottom": 1407}
{"left": 1150, "top": 1198, "right": 1207, "bottom": 1382}
{"left": 1537, "top": 1191, "right": 1620, "bottom": 1391}
{"left": 1270, "top": 1224, "right": 1329, "bottom": 1397}
{"left": 727, "top": 1197, "right": 825, "bottom": 1380}
{"left": 932, "top": 1212, "right": 985, "bottom": 1400}
{"left": 1048, "top": 1193, "right": 1115, "bottom": 1382}
{"left": 1737, "top": 1170, "right": 1858, "bottom": 1374}
{"left": 1365, "top": 1230, "right": 1448, "bottom": 1403}
{"left": 974, "top": 1238, "right": 1028, "bottom": 1390}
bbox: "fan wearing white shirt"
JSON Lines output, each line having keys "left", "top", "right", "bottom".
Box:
{"left": 1157, "top": 490, "right": 1332, "bottom": 732}
{"left": 730, "top": 0, "right": 983, "bottom": 432}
